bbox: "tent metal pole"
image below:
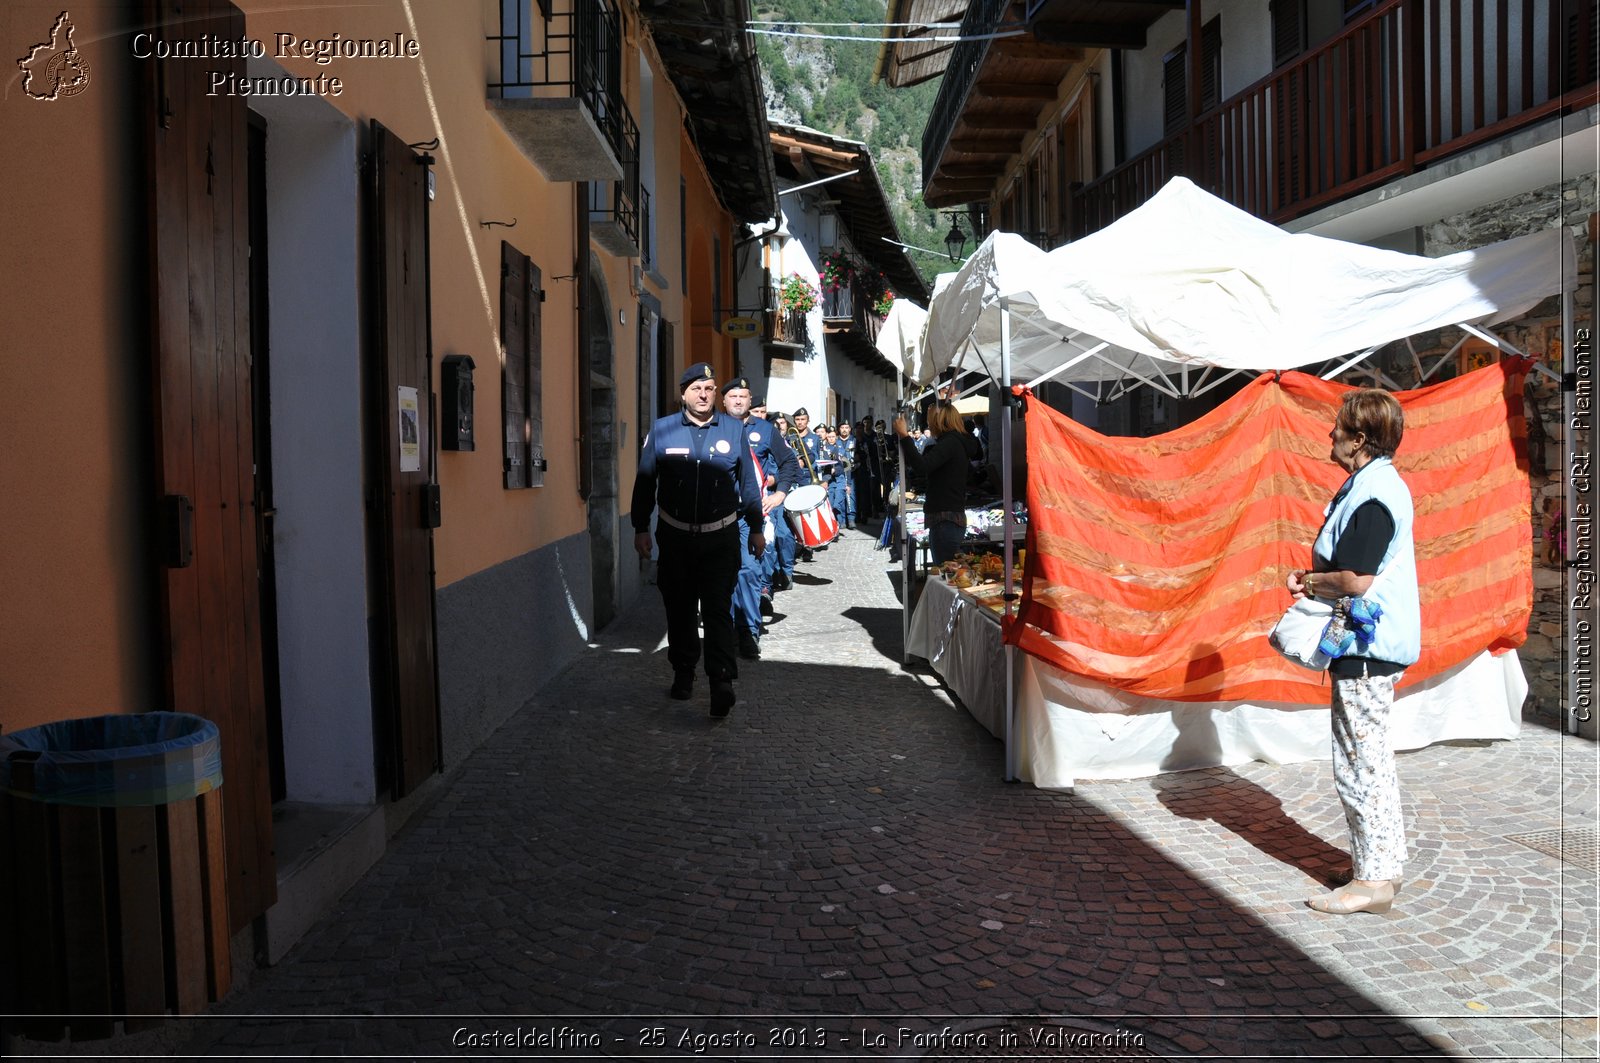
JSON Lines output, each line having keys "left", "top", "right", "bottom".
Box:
{"left": 1459, "top": 321, "right": 1525, "bottom": 357}
{"left": 1420, "top": 332, "right": 1473, "bottom": 383}
{"left": 899, "top": 368, "right": 912, "bottom": 666}
{"left": 1024, "top": 343, "right": 1108, "bottom": 389}
{"left": 1097, "top": 355, "right": 1183, "bottom": 399}
{"left": 1188, "top": 368, "right": 1249, "bottom": 399}
{"left": 1406, "top": 338, "right": 1425, "bottom": 383}
{"left": 1000, "top": 299, "right": 1018, "bottom": 783}
{"left": 1320, "top": 346, "right": 1380, "bottom": 381}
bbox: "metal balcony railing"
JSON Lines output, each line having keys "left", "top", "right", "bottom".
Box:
{"left": 822, "top": 271, "right": 889, "bottom": 349}
{"left": 588, "top": 108, "right": 641, "bottom": 256}
{"left": 921, "top": 0, "right": 1011, "bottom": 186}
{"left": 488, "top": 0, "right": 636, "bottom": 172}
{"left": 1074, "top": 0, "right": 1598, "bottom": 234}
{"left": 765, "top": 283, "right": 810, "bottom": 348}
{"left": 638, "top": 184, "right": 653, "bottom": 270}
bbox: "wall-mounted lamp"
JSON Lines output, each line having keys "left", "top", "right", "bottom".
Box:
{"left": 942, "top": 214, "right": 968, "bottom": 263}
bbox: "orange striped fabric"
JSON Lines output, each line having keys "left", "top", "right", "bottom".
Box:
{"left": 1005, "top": 363, "right": 1532, "bottom": 704}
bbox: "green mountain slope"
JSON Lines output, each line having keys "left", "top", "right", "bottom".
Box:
{"left": 752, "top": 0, "right": 955, "bottom": 289}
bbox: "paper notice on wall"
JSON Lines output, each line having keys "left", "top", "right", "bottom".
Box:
{"left": 398, "top": 386, "right": 420, "bottom": 472}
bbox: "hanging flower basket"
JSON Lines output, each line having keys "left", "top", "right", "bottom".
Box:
{"left": 872, "top": 290, "right": 896, "bottom": 318}
{"left": 779, "top": 273, "right": 819, "bottom": 314}
{"left": 820, "top": 256, "right": 852, "bottom": 292}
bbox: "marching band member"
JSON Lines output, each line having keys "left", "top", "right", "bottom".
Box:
{"left": 720, "top": 379, "right": 799, "bottom": 660}
{"left": 631, "top": 363, "right": 765, "bottom": 718}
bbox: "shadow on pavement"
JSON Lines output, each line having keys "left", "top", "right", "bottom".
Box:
{"left": 174, "top": 594, "right": 1439, "bottom": 1060}
{"left": 1154, "top": 768, "right": 1352, "bottom": 885}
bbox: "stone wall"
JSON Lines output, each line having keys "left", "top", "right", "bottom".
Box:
{"left": 1355, "top": 174, "right": 1597, "bottom": 727}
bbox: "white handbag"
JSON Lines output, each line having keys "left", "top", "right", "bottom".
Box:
{"left": 1269, "top": 597, "right": 1335, "bottom": 670}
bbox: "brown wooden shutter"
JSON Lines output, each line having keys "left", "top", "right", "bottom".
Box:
{"left": 1567, "top": 0, "right": 1599, "bottom": 92}
{"left": 144, "top": 0, "right": 273, "bottom": 933}
{"left": 1271, "top": 0, "right": 1306, "bottom": 67}
{"left": 658, "top": 321, "right": 675, "bottom": 419}
{"left": 369, "top": 119, "right": 440, "bottom": 798}
{"left": 1200, "top": 17, "right": 1222, "bottom": 112}
{"left": 528, "top": 260, "right": 544, "bottom": 488}
{"left": 500, "top": 243, "right": 544, "bottom": 489}
{"left": 1163, "top": 46, "right": 1187, "bottom": 135}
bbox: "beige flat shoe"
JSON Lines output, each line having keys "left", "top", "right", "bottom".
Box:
{"left": 1307, "top": 880, "right": 1395, "bottom": 915}
{"left": 1327, "top": 867, "right": 1404, "bottom": 894}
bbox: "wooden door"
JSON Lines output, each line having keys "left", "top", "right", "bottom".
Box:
{"left": 368, "top": 120, "right": 441, "bottom": 797}
{"left": 144, "top": 0, "right": 274, "bottom": 930}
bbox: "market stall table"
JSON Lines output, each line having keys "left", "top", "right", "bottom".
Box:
{"left": 906, "top": 576, "right": 1527, "bottom": 788}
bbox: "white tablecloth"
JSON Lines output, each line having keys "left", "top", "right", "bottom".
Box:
{"left": 906, "top": 576, "right": 1525, "bottom": 788}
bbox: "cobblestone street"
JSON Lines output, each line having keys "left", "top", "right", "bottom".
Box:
{"left": 67, "top": 524, "right": 1600, "bottom": 1059}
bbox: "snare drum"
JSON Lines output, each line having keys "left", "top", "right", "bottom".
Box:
{"left": 786, "top": 483, "right": 839, "bottom": 548}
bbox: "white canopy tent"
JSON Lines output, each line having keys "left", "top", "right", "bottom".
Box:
{"left": 898, "top": 177, "right": 1578, "bottom": 782}
{"left": 917, "top": 177, "right": 1572, "bottom": 399}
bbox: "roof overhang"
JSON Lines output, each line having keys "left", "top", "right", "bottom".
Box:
{"left": 642, "top": 0, "right": 778, "bottom": 224}
{"left": 771, "top": 123, "right": 931, "bottom": 304}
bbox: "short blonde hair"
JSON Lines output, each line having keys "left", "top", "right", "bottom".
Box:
{"left": 1337, "top": 389, "right": 1404, "bottom": 459}
{"left": 926, "top": 401, "right": 967, "bottom": 437}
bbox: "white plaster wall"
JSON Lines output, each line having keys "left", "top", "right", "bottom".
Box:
{"left": 1215, "top": 0, "right": 1273, "bottom": 99}
{"left": 249, "top": 74, "right": 378, "bottom": 805}
{"left": 1123, "top": 7, "right": 1190, "bottom": 157}
{"left": 1121, "top": 0, "right": 1283, "bottom": 158}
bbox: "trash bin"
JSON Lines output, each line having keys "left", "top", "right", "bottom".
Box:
{"left": 0, "top": 712, "right": 230, "bottom": 1042}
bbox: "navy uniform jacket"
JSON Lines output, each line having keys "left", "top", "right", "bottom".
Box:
{"left": 632, "top": 410, "right": 763, "bottom": 532}
{"left": 792, "top": 430, "right": 825, "bottom": 485}
{"left": 739, "top": 418, "right": 801, "bottom": 502}
{"left": 836, "top": 436, "right": 857, "bottom": 473}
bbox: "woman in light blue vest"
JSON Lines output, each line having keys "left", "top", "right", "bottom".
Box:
{"left": 1287, "top": 389, "right": 1421, "bottom": 916}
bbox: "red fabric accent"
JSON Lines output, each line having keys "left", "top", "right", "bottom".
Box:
{"left": 1004, "top": 363, "right": 1532, "bottom": 704}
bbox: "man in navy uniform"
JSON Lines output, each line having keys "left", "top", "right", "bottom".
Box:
{"left": 789, "top": 407, "right": 824, "bottom": 561}
{"left": 632, "top": 363, "right": 765, "bottom": 718}
{"left": 720, "top": 378, "right": 800, "bottom": 660}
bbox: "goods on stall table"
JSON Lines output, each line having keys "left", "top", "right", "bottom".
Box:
{"left": 938, "top": 549, "right": 1024, "bottom": 589}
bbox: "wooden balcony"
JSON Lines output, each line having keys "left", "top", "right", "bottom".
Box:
{"left": 766, "top": 305, "right": 809, "bottom": 350}
{"left": 1075, "top": 0, "right": 1599, "bottom": 235}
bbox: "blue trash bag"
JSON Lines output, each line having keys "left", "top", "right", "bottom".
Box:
{"left": 0, "top": 712, "right": 223, "bottom": 807}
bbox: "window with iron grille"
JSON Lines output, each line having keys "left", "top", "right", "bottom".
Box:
{"left": 500, "top": 241, "right": 544, "bottom": 488}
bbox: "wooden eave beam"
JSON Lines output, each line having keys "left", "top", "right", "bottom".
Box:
{"left": 973, "top": 80, "right": 1061, "bottom": 100}
{"left": 939, "top": 162, "right": 1007, "bottom": 179}
{"left": 929, "top": 176, "right": 1000, "bottom": 192}
{"left": 957, "top": 113, "right": 1039, "bottom": 130}
{"left": 946, "top": 136, "right": 1025, "bottom": 154}
{"left": 1030, "top": 21, "right": 1149, "bottom": 49}
{"left": 992, "top": 38, "right": 1096, "bottom": 60}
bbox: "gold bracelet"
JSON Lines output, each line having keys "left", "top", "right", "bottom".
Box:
{"left": 1306, "top": 574, "right": 1317, "bottom": 598}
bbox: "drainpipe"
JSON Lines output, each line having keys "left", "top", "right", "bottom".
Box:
{"left": 1111, "top": 50, "right": 1126, "bottom": 166}
{"left": 577, "top": 182, "right": 591, "bottom": 501}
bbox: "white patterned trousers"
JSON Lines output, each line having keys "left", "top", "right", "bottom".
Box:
{"left": 1330, "top": 672, "right": 1407, "bottom": 881}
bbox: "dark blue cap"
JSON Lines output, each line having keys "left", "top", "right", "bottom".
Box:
{"left": 679, "top": 362, "right": 716, "bottom": 390}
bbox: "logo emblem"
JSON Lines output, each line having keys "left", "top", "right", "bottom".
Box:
{"left": 18, "top": 12, "right": 90, "bottom": 101}
{"left": 715, "top": 439, "right": 731, "bottom": 454}
{"left": 749, "top": 431, "right": 762, "bottom": 442}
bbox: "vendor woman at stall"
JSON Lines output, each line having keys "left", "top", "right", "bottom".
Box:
{"left": 893, "top": 401, "right": 983, "bottom": 564}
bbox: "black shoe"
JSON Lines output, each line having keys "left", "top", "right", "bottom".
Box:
{"left": 773, "top": 571, "right": 792, "bottom": 590}
{"left": 738, "top": 629, "right": 761, "bottom": 660}
{"left": 759, "top": 594, "right": 774, "bottom": 618}
{"left": 669, "top": 670, "right": 694, "bottom": 700}
{"left": 709, "top": 680, "right": 736, "bottom": 718}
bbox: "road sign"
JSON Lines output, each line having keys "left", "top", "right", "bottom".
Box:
{"left": 720, "top": 316, "right": 760, "bottom": 338}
